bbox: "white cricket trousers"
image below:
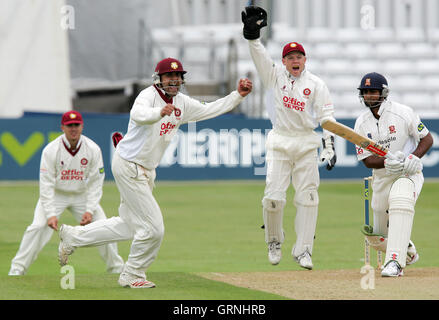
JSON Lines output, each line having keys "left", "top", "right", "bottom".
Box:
{"left": 263, "top": 129, "right": 321, "bottom": 257}
{"left": 66, "top": 151, "right": 164, "bottom": 279}
{"left": 10, "top": 191, "right": 124, "bottom": 274}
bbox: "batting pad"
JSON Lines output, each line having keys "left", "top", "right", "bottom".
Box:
{"left": 292, "top": 204, "right": 318, "bottom": 257}
{"left": 385, "top": 178, "right": 416, "bottom": 268}
{"left": 262, "top": 198, "right": 286, "bottom": 244}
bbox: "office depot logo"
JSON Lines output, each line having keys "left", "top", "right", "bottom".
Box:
{"left": 61, "top": 169, "right": 84, "bottom": 180}
{"left": 283, "top": 96, "right": 306, "bottom": 111}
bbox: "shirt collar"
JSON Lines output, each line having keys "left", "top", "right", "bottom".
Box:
{"left": 62, "top": 134, "right": 82, "bottom": 150}
{"left": 154, "top": 84, "right": 174, "bottom": 104}
{"left": 377, "top": 100, "right": 390, "bottom": 116}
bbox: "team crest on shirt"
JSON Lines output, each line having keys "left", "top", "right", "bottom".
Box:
{"left": 389, "top": 125, "right": 396, "bottom": 134}
{"left": 303, "top": 88, "right": 311, "bottom": 98}
{"left": 174, "top": 107, "right": 181, "bottom": 120}
{"left": 81, "top": 158, "right": 88, "bottom": 166}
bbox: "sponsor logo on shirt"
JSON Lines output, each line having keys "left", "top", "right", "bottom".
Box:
{"left": 99, "top": 167, "right": 105, "bottom": 174}
{"left": 160, "top": 122, "right": 176, "bottom": 136}
{"left": 418, "top": 122, "right": 425, "bottom": 132}
{"left": 61, "top": 169, "right": 84, "bottom": 180}
{"left": 282, "top": 96, "right": 305, "bottom": 111}
{"left": 377, "top": 136, "right": 396, "bottom": 145}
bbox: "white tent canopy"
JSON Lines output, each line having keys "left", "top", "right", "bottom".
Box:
{"left": 0, "top": 0, "right": 71, "bottom": 118}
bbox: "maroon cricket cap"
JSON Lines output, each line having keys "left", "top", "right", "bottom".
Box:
{"left": 282, "top": 42, "right": 306, "bottom": 58}
{"left": 155, "top": 57, "right": 187, "bottom": 76}
{"left": 61, "top": 111, "right": 83, "bottom": 125}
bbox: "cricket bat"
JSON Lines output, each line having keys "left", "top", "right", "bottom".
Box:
{"left": 322, "top": 120, "right": 393, "bottom": 158}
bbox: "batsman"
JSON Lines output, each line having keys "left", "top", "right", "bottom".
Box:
{"left": 354, "top": 72, "right": 433, "bottom": 277}
{"left": 242, "top": 6, "right": 337, "bottom": 269}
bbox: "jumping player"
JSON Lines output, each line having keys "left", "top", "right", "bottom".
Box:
{"left": 354, "top": 72, "right": 433, "bottom": 277}
{"left": 241, "top": 6, "right": 337, "bottom": 269}
{"left": 9, "top": 111, "right": 124, "bottom": 275}
{"left": 57, "top": 58, "right": 253, "bottom": 288}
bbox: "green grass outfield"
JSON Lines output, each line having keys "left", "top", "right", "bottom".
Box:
{"left": 1, "top": 180, "right": 438, "bottom": 300}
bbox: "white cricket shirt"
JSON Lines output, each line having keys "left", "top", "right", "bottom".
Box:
{"left": 39, "top": 134, "right": 105, "bottom": 218}
{"left": 117, "top": 85, "right": 244, "bottom": 170}
{"left": 354, "top": 100, "right": 430, "bottom": 178}
{"left": 248, "top": 39, "right": 335, "bottom": 137}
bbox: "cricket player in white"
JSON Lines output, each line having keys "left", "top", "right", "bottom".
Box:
{"left": 354, "top": 72, "right": 433, "bottom": 277}
{"left": 8, "top": 111, "right": 124, "bottom": 276}
{"left": 58, "top": 58, "right": 253, "bottom": 288}
{"left": 242, "top": 6, "right": 337, "bottom": 269}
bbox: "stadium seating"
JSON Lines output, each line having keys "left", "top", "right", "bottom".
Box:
{"left": 148, "top": 4, "right": 439, "bottom": 119}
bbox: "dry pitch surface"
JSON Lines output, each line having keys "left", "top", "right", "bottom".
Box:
{"left": 200, "top": 267, "right": 439, "bottom": 300}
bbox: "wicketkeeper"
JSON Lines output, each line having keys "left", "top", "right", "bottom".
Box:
{"left": 57, "top": 58, "right": 253, "bottom": 288}
{"left": 9, "top": 111, "right": 124, "bottom": 275}
{"left": 354, "top": 72, "right": 433, "bottom": 277}
{"left": 242, "top": 6, "right": 337, "bottom": 269}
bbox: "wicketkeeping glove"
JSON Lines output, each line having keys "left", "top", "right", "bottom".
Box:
{"left": 241, "top": 6, "right": 267, "bottom": 40}
{"left": 320, "top": 136, "right": 337, "bottom": 170}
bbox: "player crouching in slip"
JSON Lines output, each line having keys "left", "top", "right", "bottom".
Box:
{"left": 57, "top": 58, "right": 253, "bottom": 288}
{"left": 354, "top": 72, "right": 433, "bottom": 277}
{"left": 9, "top": 111, "right": 124, "bottom": 276}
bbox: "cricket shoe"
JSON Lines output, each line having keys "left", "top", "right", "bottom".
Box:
{"left": 406, "top": 240, "right": 419, "bottom": 266}
{"left": 268, "top": 241, "right": 282, "bottom": 265}
{"left": 8, "top": 268, "right": 24, "bottom": 276}
{"left": 118, "top": 273, "right": 156, "bottom": 288}
{"left": 58, "top": 224, "right": 75, "bottom": 266}
{"left": 294, "top": 250, "right": 313, "bottom": 270}
{"left": 381, "top": 260, "right": 404, "bottom": 277}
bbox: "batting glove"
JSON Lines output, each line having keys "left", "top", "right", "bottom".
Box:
{"left": 403, "top": 153, "right": 423, "bottom": 176}
{"left": 320, "top": 136, "right": 337, "bottom": 170}
{"left": 241, "top": 6, "right": 267, "bottom": 40}
{"left": 384, "top": 151, "right": 405, "bottom": 175}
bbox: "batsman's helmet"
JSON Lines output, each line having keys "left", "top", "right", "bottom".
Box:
{"left": 358, "top": 72, "right": 389, "bottom": 108}
{"left": 357, "top": 72, "right": 389, "bottom": 98}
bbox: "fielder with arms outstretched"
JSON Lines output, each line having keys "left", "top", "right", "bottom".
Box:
{"left": 354, "top": 72, "right": 433, "bottom": 277}
{"left": 241, "top": 6, "right": 337, "bottom": 269}
{"left": 58, "top": 58, "right": 253, "bottom": 288}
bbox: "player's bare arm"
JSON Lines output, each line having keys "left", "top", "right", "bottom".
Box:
{"left": 237, "top": 78, "right": 253, "bottom": 97}
{"left": 412, "top": 133, "right": 433, "bottom": 158}
{"left": 362, "top": 133, "right": 433, "bottom": 169}
{"left": 362, "top": 155, "right": 385, "bottom": 169}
